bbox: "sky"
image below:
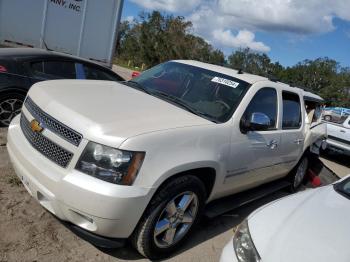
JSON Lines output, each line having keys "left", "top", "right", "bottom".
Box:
{"left": 121, "top": 0, "right": 350, "bottom": 68}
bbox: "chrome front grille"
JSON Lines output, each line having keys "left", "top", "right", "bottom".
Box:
{"left": 20, "top": 114, "right": 73, "bottom": 168}
{"left": 24, "top": 97, "right": 82, "bottom": 146}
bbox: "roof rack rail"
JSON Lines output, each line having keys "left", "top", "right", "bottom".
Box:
{"left": 268, "top": 75, "right": 279, "bottom": 82}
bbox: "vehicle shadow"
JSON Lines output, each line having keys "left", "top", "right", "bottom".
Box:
{"left": 59, "top": 157, "right": 339, "bottom": 261}
{"left": 95, "top": 158, "right": 339, "bottom": 261}
{"left": 320, "top": 150, "right": 350, "bottom": 168}
{"left": 98, "top": 190, "right": 290, "bottom": 261}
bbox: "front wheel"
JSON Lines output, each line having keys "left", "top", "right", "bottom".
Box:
{"left": 131, "top": 176, "right": 206, "bottom": 259}
{"left": 0, "top": 93, "right": 25, "bottom": 127}
{"left": 288, "top": 156, "right": 309, "bottom": 192}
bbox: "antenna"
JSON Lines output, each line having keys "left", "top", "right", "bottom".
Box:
{"left": 43, "top": 40, "right": 52, "bottom": 51}
{"left": 237, "top": 68, "right": 244, "bottom": 74}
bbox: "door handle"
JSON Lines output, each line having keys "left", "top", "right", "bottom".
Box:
{"left": 267, "top": 140, "right": 278, "bottom": 149}
{"left": 340, "top": 130, "right": 346, "bottom": 133}
{"left": 294, "top": 139, "right": 304, "bottom": 145}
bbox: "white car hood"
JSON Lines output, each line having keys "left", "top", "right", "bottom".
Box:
{"left": 28, "top": 80, "right": 211, "bottom": 147}
{"left": 249, "top": 186, "right": 350, "bottom": 262}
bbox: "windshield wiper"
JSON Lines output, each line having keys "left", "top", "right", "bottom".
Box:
{"left": 151, "top": 91, "right": 218, "bottom": 123}
{"left": 123, "top": 80, "right": 152, "bottom": 95}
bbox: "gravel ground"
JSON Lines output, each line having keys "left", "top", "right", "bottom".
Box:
{"left": 0, "top": 66, "right": 348, "bottom": 262}
{"left": 0, "top": 125, "right": 343, "bottom": 262}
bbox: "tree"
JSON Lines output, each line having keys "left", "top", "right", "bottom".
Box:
{"left": 116, "top": 12, "right": 349, "bottom": 108}
{"left": 227, "top": 48, "right": 283, "bottom": 78}
{"left": 227, "top": 49, "right": 349, "bottom": 107}
{"left": 116, "top": 11, "right": 224, "bottom": 68}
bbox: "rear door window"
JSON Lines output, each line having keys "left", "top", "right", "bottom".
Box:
{"left": 31, "top": 61, "right": 76, "bottom": 79}
{"left": 282, "top": 92, "right": 302, "bottom": 129}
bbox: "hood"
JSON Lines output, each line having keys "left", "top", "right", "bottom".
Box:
{"left": 248, "top": 186, "right": 350, "bottom": 262}
{"left": 28, "top": 80, "right": 212, "bottom": 147}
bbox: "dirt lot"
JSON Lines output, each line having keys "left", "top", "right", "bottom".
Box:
{"left": 0, "top": 127, "right": 275, "bottom": 262}
{"left": 0, "top": 125, "right": 347, "bottom": 262}
{"left": 0, "top": 66, "right": 348, "bottom": 261}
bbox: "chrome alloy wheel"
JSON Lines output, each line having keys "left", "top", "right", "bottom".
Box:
{"left": 0, "top": 98, "right": 23, "bottom": 126}
{"left": 154, "top": 191, "right": 199, "bottom": 248}
{"left": 294, "top": 157, "right": 308, "bottom": 188}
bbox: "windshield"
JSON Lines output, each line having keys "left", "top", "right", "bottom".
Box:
{"left": 127, "top": 62, "right": 250, "bottom": 123}
{"left": 335, "top": 177, "right": 350, "bottom": 199}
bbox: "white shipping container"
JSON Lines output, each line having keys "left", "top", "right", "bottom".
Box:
{"left": 0, "top": 0, "right": 124, "bottom": 67}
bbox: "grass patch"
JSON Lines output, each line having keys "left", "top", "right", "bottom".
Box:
{"left": 7, "top": 176, "right": 22, "bottom": 187}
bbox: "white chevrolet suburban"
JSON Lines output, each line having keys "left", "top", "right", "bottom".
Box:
{"left": 7, "top": 60, "right": 325, "bottom": 259}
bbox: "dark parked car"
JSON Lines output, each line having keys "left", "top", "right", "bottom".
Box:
{"left": 0, "top": 48, "right": 124, "bottom": 126}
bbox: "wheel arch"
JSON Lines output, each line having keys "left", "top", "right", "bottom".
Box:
{"left": 0, "top": 86, "right": 28, "bottom": 97}
{"left": 157, "top": 167, "right": 217, "bottom": 200}
{"left": 135, "top": 166, "right": 217, "bottom": 232}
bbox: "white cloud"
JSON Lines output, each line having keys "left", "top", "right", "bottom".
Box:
{"left": 124, "top": 16, "right": 134, "bottom": 23}
{"left": 129, "top": 0, "right": 201, "bottom": 13}
{"left": 345, "top": 29, "right": 350, "bottom": 39}
{"left": 216, "top": 0, "right": 343, "bottom": 34}
{"left": 213, "top": 29, "right": 271, "bottom": 52}
{"left": 130, "top": 0, "right": 350, "bottom": 53}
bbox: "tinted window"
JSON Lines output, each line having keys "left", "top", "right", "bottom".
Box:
{"left": 0, "top": 60, "right": 15, "bottom": 73}
{"left": 283, "top": 92, "right": 301, "bottom": 129}
{"left": 83, "top": 65, "right": 123, "bottom": 81}
{"left": 128, "top": 62, "right": 251, "bottom": 123}
{"left": 242, "top": 88, "right": 278, "bottom": 130}
{"left": 31, "top": 61, "right": 44, "bottom": 73}
{"left": 31, "top": 61, "right": 76, "bottom": 79}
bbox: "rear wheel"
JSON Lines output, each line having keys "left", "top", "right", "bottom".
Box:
{"left": 324, "top": 115, "right": 332, "bottom": 122}
{"left": 0, "top": 93, "right": 25, "bottom": 127}
{"left": 131, "top": 175, "right": 206, "bottom": 259}
{"left": 288, "top": 156, "right": 309, "bottom": 192}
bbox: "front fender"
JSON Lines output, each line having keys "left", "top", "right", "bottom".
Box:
{"left": 119, "top": 125, "right": 231, "bottom": 193}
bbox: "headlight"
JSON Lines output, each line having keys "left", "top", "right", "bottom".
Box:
{"left": 75, "top": 142, "right": 145, "bottom": 185}
{"left": 233, "top": 220, "right": 261, "bottom": 262}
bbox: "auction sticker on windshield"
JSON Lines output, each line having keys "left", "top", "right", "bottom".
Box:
{"left": 211, "top": 77, "right": 240, "bottom": 88}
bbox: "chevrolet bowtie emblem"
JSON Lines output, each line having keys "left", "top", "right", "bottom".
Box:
{"left": 30, "top": 119, "right": 43, "bottom": 133}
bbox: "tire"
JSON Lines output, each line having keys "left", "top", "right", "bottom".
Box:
{"left": 324, "top": 115, "right": 332, "bottom": 122}
{"left": 288, "top": 156, "right": 309, "bottom": 192}
{"left": 0, "top": 92, "right": 26, "bottom": 127}
{"left": 131, "top": 175, "right": 206, "bottom": 259}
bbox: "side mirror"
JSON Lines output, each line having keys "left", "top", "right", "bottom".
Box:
{"left": 241, "top": 112, "right": 271, "bottom": 133}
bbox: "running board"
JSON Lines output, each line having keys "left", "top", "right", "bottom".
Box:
{"left": 204, "top": 180, "right": 291, "bottom": 219}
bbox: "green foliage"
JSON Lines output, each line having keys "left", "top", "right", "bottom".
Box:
{"left": 116, "top": 11, "right": 224, "bottom": 69}
{"left": 115, "top": 12, "right": 349, "bottom": 107}
{"left": 227, "top": 48, "right": 350, "bottom": 107}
